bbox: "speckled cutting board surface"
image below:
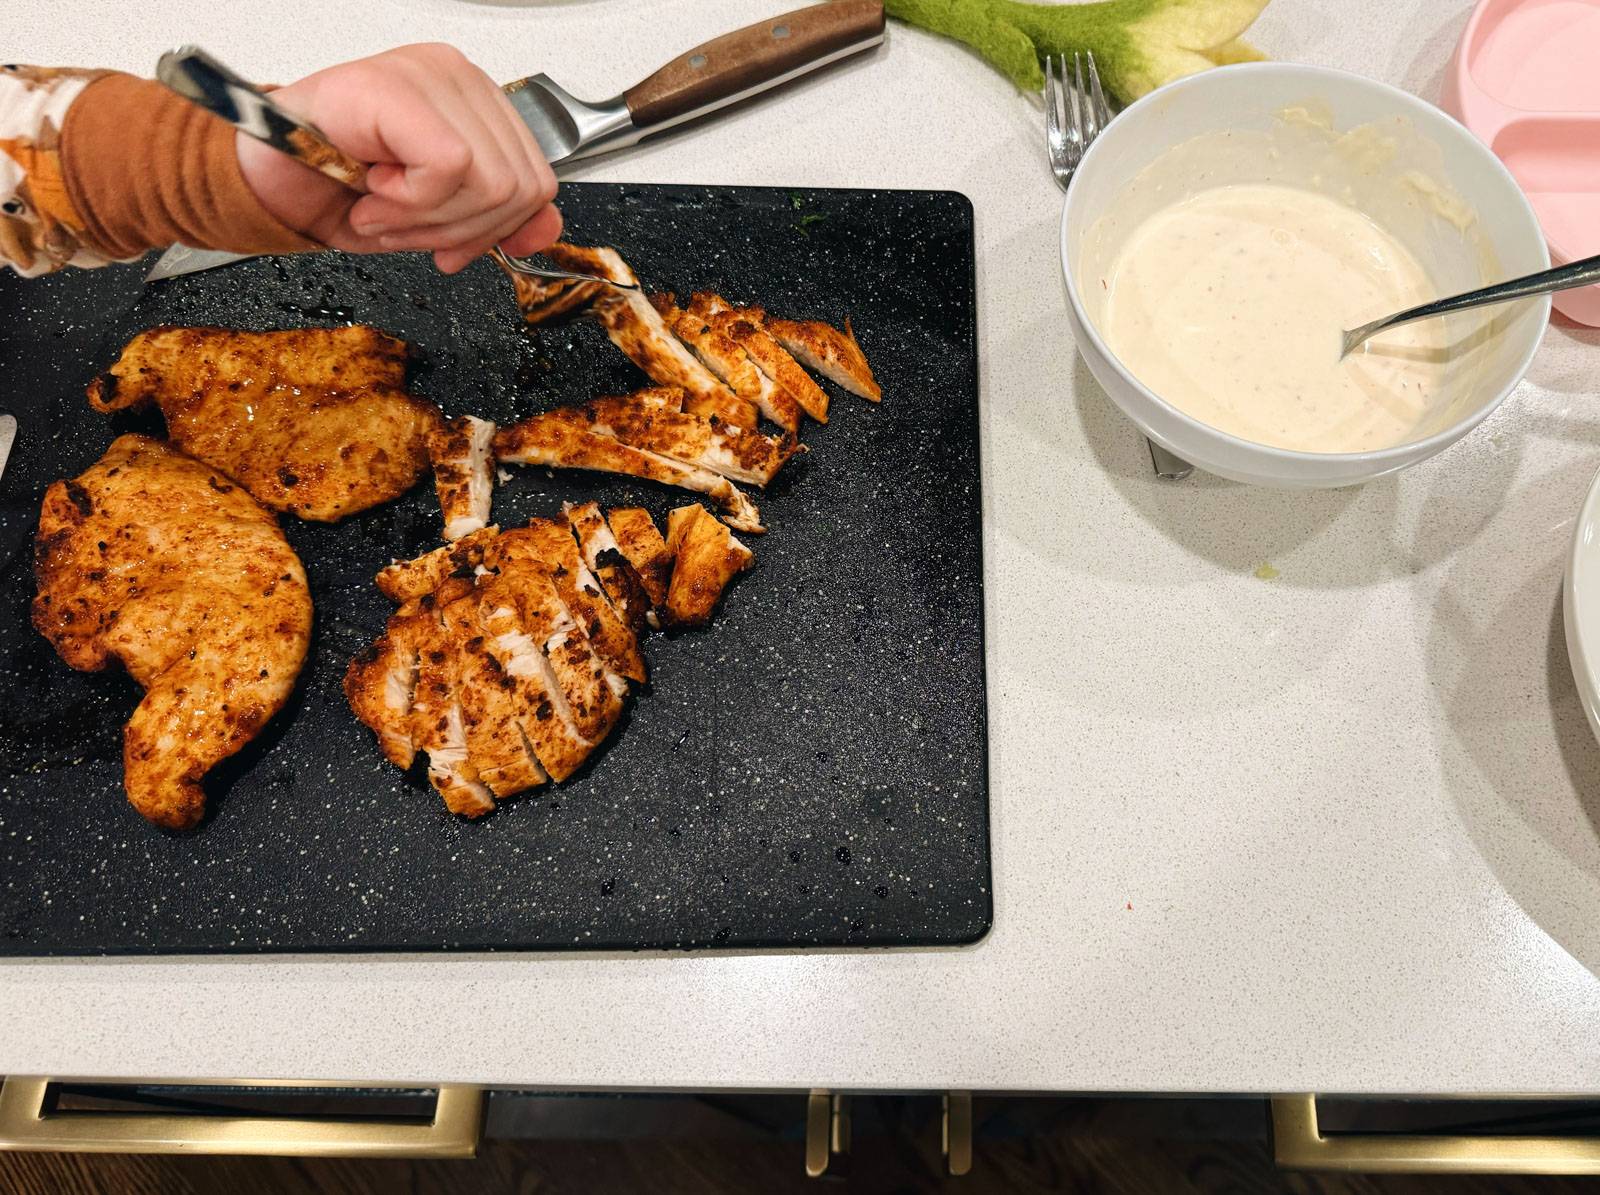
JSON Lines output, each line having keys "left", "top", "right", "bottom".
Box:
{"left": 0, "top": 183, "right": 988, "bottom": 955}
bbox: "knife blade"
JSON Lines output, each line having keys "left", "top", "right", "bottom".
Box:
{"left": 145, "top": 0, "right": 885, "bottom": 282}
{"left": 0, "top": 414, "right": 16, "bottom": 482}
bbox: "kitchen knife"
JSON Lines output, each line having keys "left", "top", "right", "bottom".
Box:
{"left": 0, "top": 414, "right": 16, "bottom": 482}
{"left": 145, "top": 0, "right": 886, "bottom": 282}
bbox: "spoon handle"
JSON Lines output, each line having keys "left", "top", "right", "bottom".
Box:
{"left": 1343, "top": 252, "right": 1600, "bottom": 357}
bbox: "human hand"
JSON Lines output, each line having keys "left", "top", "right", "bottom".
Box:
{"left": 234, "top": 43, "right": 560, "bottom": 273}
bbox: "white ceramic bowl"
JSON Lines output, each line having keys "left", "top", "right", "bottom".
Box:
{"left": 1060, "top": 62, "right": 1551, "bottom": 488}
{"left": 1565, "top": 464, "right": 1600, "bottom": 745}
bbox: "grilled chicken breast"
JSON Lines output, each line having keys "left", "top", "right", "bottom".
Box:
{"left": 344, "top": 607, "right": 429, "bottom": 769}
{"left": 502, "top": 243, "right": 881, "bottom": 436}
{"left": 440, "top": 594, "right": 549, "bottom": 798}
{"left": 689, "top": 294, "right": 831, "bottom": 424}
{"left": 474, "top": 589, "right": 598, "bottom": 783}
{"left": 375, "top": 525, "right": 500, "bottom": 603}
{"left": 347, "top": 504, "right": 751, "bottom": 817}
{"left": 765, "top": 315, "right": 881, "bottom": 401}
{"left": 32, "top": 435, "right": 312, "bottom": 829}
{"left": 565, "top": 501, "right": 652, "bottom": 633}
{"left": 492, "top": 405, "right": 764, "bottom": 533}
{"left": 583, "top": 388, "right": 799, "bottom": 488}
{"left": 605, "top": 507, "right": 673, "bottom": 613}
{"left": 542, "top": 245, "right": 759, "bottom": 428}
{"left": 405, "top": 598, "right": 497, "bottom": 818}
{"left": 429, "top": 415, "right": 496, "bottom": 541}
{"left": 663, "top": 503, "right": 754, "bottom": 628}
{"left": 87, "top": 326, "right": 442, "bottom": 522}
{"left": 659, "top": 299, "right": 803, "bottom": 433}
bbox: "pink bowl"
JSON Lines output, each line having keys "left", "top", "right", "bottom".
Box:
{"left": 1442, "top": 0, "right": 1600, "bottom": 326}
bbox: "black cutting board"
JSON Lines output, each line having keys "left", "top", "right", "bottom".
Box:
{"left": 0, "top": 183, "right": 988, "bottom": 955}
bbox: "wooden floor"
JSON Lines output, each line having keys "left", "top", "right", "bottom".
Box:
{"left": 8, "top": 1103, "right": 1600, "bottom": 1195}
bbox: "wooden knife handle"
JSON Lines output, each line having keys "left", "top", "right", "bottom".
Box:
{"left": 624, "top": 0, "right": 885, "bottom": 131}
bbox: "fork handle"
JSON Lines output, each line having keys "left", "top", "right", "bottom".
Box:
{"left": 157, "top": 46, "right": 369, "bottom": 190}
{"left": 624, "top": 0, "right": 884, "bottom": 130}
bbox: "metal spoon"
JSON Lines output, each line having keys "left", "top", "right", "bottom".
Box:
{"left": 1341, "top": 252, "right": 1600, "bottom": 358}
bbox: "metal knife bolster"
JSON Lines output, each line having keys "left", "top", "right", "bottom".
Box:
{"left": 505, "top": 0, "right": 886, "bottom": 164}
{"left": 504, "top": 24, "right": 882, "bottom": 166}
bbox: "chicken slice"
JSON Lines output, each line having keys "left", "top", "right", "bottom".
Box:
{"left": 690, "top": 294, "right": 830, "bottom": 424}
{"left": 482, "top": 557, "right": 623, "bottom": 743}
{"left": 343, "top": 608, "right": 429, "bottom": 769}
{"left": 662, "top": 301, "right": 802, "bottom": 432}
{"left": 538, "top": 243, "right": 635, "bottom": 286}
{"left": 475, "top": 592, "right": 600, "bottom": 782}
{"left": 492, "top": 409, "right": 764, "bottom": 533}
{"left": 765, "top": 315, "right": 881, "bottom": 401}
{"left": 604, "top": 507, "right": 673, "bottom": 613}
{"left": 87, "top": 326, "right": 442, "bottom": 522}
{"left": 440, "top": 593, "right": 548, "bottom": 799}
{"left": 429, "top": 415, "right": 496, "bottom": 541}
{"left": 543, "top": 244, "right": 758, "bottom": 428}
{"left": 584, "top": 388, "right": 799, "bottom": 488}
{"left": 494, "top": 256, "right": 601, "bottom": 324}
{"left": 502, "top": 517, "right": 646, "bottom": 685}
{"left": 563, "top": 501, "right": 652, "bottom": 633}
{"left": 32, "top": 435, "right": 312, "bottom": 829}
{"left": 664, "top": 503, "right": 754, "bottom": 628}
{"left": 406, "top": 615, "right": 496, "bottom": 817}
{"left": 374, "top": 525, "right": 499, "bottom": 603}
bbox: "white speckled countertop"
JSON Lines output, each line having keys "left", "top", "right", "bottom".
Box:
{"left": 4, "top": 0, "right": 1600, "bottom": 1094}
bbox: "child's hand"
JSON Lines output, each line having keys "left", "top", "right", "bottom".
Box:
{"left": 235, "top": 44, "right": 561, "bottom": 273}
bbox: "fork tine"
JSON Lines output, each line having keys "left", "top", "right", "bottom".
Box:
{"left": 1076, "top": 52, "right": 1100, "bottom": 141}
{"left": 1075, "top": 52, "right": 1088, "bottom": 154}
{"left": 1043, "top": 54, "right": 1061, "bottom": 158}
{"left": 1086, "top": 50, "right": 1112, "bottom": 130}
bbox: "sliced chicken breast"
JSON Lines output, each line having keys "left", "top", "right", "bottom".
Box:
{"left": 482, "top": 557, "right": 624, "bottom": 743}
{"left": 375, "top": 525, "right": 500, "bottom": 603}
{"left": 510, "top": 517, "right": 646, "bottom": 685}
{"left": 440, "top": 593, "right": 548, "bottom": 798}
{"left": 765, "top": 314, "right": 881, "bottom": 401}
{"left": 344, "top": 608, "right": 429, "bottom": 769}
{"left": 690, "top": 293, "right": 830, "bottom": 424}
{"left": 475, "top": 594, "right": 598, "bottom": 782}
{"left": 493, "top": 410, "right": 764, "bottom": 533}
{"left": 543, "top": 244, "right": 758, "bottom": 428}
{"left": 407, "top": 607, "right": 495, "bottom": 818}
{"left": 495, "top": 256, "right": 602, "bottom": 324}
{"left": 564, "top": 501, "right": 652, "bottom": 633}
{"left": 664, "top": 503, "right": 755, "bottom": 628}
{"left": 605, "top": 507, "right": 674, "bottom": 613}
{"left": 584, "top": 389, "right": 799, "bottom": 488}
{"left": 429, "top": 415, "right": 496, "bottom": 541}
{"left": 663, "top": 301, "right": 803, "bottom": 432}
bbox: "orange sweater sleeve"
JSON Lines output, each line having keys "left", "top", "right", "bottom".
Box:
{"left": 59, "top": 72, "right": 316, "bottom": 263}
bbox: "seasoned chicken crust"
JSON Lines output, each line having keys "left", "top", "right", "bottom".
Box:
{"left": 88, "top": 326, "right": 441, "bottom": 522}
{"left": 32, "top": 435, "right": 312, "bottom": 829}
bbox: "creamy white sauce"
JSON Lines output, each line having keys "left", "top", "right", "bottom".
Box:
{"left": 1099, "top": 183, "right": 1450, "bottom": 453}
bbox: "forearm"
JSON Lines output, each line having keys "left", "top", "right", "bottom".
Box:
{"left": 0, "top": 64, "right": 313, "bottom": 275}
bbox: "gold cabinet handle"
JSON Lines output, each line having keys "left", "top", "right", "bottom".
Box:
{"left": 1274, "top": 1095, "right": 1600, "bottom": 1175}
{"left": 0, "top": 1077, "right": 484, "bottom": 1158}
{"left": 943, "top": 1092, "right": 972, "bottom": 1176}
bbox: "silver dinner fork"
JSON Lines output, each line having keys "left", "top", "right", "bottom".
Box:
{"left": 489, "top": 246, "right": 638, "bottom": 291}
{"left": 1045, "top": 53, "right": 1193, "bottom": 481}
